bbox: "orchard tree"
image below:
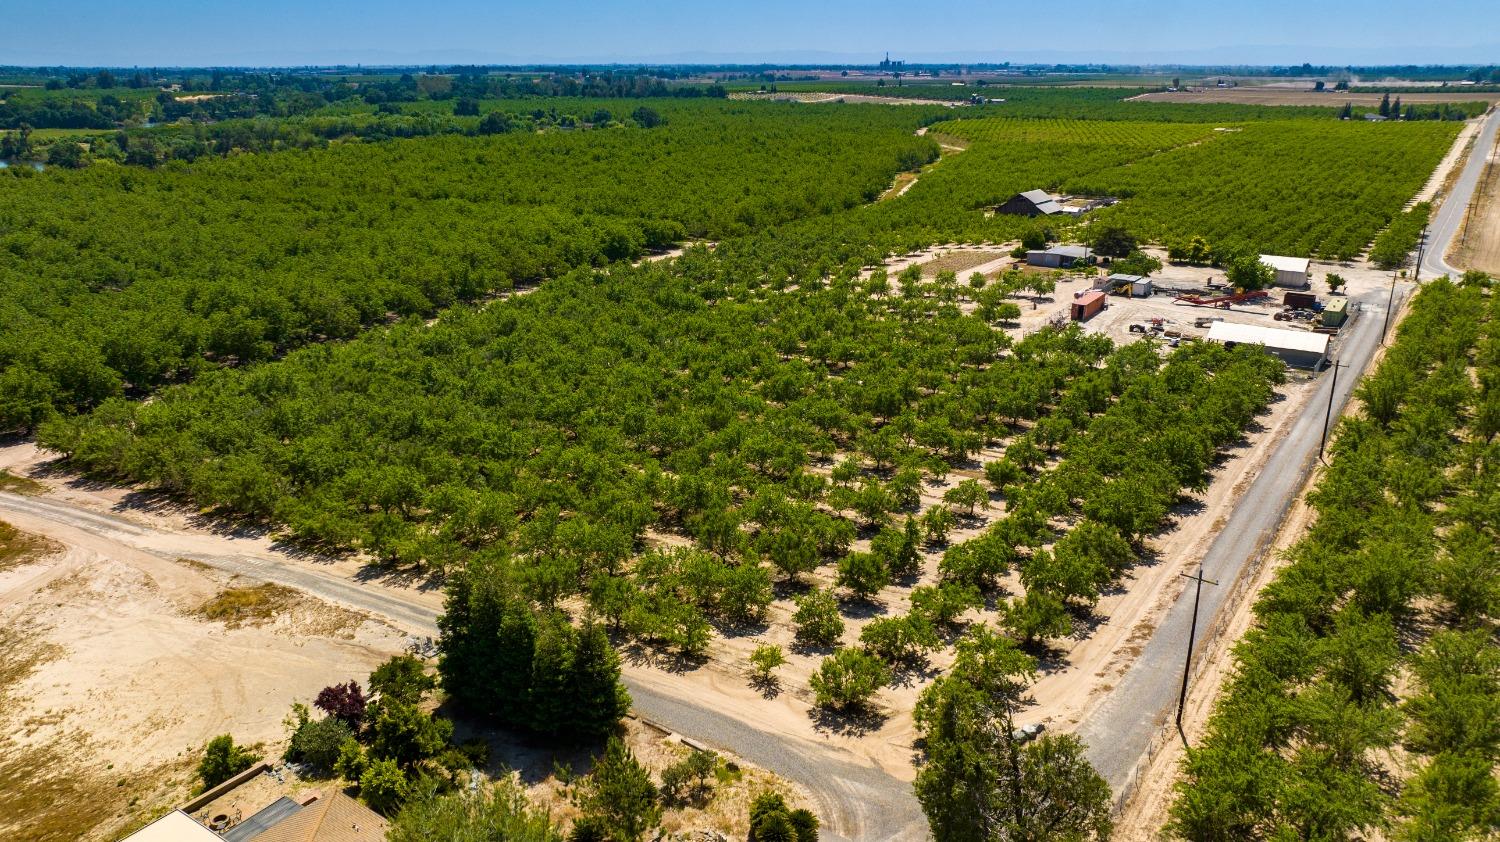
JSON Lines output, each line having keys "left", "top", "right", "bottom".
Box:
{"left": 792, "top": 588, "right": 846, "bottom": 646}
{"left": 810, "top": 647, "right": 891, "bottom": 710}
{"left": 750, "top": 644, "right": 788, "bottom": 682}
{"left": 943, "top": 478, "right": 990, "bottom": 517}
{"left": 860, "top": 614, "right": 940, "bottom": 664}
{"left": 836, "top": 552, "right": 891, "bottom": 601}
{"left": 1001, "top": 590, "right": 1073, "bottom": 647}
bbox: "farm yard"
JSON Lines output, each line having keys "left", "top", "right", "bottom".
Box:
{"left": 2, "top": 74, "right": 1496, "bottom": 841}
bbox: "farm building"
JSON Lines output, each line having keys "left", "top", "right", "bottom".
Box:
{"left": 997, "top": 189, "right": 1068, "bottom": 216}
{"left": 1027, "top": 245, "right": 1095, "bottom": 269}
{"left": 1205, "top": 321, "right": 1330, "bottom": 369}
{"left": 1096, "top": 273, "right": 1151, "bottom": 296}
{"left": 1259, "top": 254, "right": 1312, "bottom": 289}
{"left": 1071, "top": 290, "right": 1107, "bottom": 322}
{"left": 1321, "top": 296, "right": 1349, "bottom": 327}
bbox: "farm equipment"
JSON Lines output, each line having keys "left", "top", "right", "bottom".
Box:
{"left": 1173, "top": 290, "right": 1271, "bottom": 309}
{"left": 1194, "top": 316, "right": 1224, "bottom": 328}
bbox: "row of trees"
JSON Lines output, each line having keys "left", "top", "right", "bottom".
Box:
{"left": 2, "top": 100, "right": 937, "bottom": 430}
{"left": 1169, "top": 275, "right": 1499, "bottom": 840}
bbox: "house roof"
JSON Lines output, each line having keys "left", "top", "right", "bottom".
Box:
{"left": 1206, "top": 321, "right": 1330, "bottom": 355}
{"left": 1259, "top": 254, "right": 1311, "bottom": 273}
{"left": 1073, "top": 290, "right": 1107, "bottom": 306}
{"left": 1047, "top": 245, "right": 1092, "bottom": 258}
{"left": 121, "top": 811, "right": 223, "bottom": 842}
{"left": 1017, "top": 189, "right": 1064, "bottom": 214}
{"left": 244, "top": 792, "right": 388, "bottom": 842}
{"left": 1107, "top": 274, "right": 1146, "bottom": 283}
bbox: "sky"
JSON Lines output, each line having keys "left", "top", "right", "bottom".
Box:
{"left": 2, "top": 0, "right": 1497, "bottom": 67}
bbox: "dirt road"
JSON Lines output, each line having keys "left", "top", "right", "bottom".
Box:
{"left": 1447, "top": 112, "right": 1500, "bottom": 273}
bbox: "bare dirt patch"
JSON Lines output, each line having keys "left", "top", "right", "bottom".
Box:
{"left": 1132, "top": 88, "right": 1500, "bottom": 106}
{"left": 1449, "top": 129, "right": 1500, "bottom": 273}
{"left": 0, "top": 517, "right": 407, "bottom": 840}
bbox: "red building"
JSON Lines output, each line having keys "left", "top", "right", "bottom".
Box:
{"left": 1071, "top": 290, "right": 1106, "bottom": 322}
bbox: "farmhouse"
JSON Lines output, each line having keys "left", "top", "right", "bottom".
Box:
{"left": 1260, "top": 254, "right": 1312, "bottom": 288}
{"left": 1206, "top": 321, "right": 1330, "bottom": 369}
{"left": 1027, "top": 245, "right": 1095, "bottom": 269}
{"left": 123, "top": 763, "right": 388, "bottom": 842}
{"left": 997, "top": 189, "right": 1069, "bottom": 217}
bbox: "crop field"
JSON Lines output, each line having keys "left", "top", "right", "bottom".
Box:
{"left": 1073, "top": 120, "right": 1462, "bottom": 258}
{"left": 0, "top": 102, "right": 937, "bottom": 427}
{"left": 1170, "top": 277, "right": 1499, "bottom": 839}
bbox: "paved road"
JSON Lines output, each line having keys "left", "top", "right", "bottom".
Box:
{"left": 1079, "top": 106, "right": 1499, "bottom": 791}
{"left": 1423, "top": 108, "right": 1498, "bottom": 279}
{"left": 0, "top": 490, "right": 925, "bottom": 842}
{"left": 1076, "top": 282, "right": 1405, "bottom": 788}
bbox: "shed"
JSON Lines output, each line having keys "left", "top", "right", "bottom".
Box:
{"left": 1259, "top": 254, "right": 1312, "bottom": 289}
{"left": 1027, "top": 245, "right": 1095, "bottom": 269}
{"left": 997, "top": 189, "right": 1064, "bottom": 217}
{"left": 1205, "top": 321, "right": 1330, "bottom": 369}
{"left": 1101, "top": 273, "right": 1149, "bottom": 296}
{"left": 1071, "top": 290, "right": 1107, "bottom": 322}
{"left": 1321, "top": 296, "right": 1349, "bottom": 327}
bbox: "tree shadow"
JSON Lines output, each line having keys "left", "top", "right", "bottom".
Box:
{"left": 789, "top": 638, "right": 837, "bottom": 658}
{"left": 810, "top": 704, "right": 889, "bottom": 738}
{"left": 837, "top": 598, "right": 889, "bottom": 620}
{"left": 750, "top": 674, "right": 783, "bottom": 700}
{"left": 618, "top": 639, "right": 708, "bottom": 674}
{"left": 889, "top": 660, "right": 942, "bottom": 689}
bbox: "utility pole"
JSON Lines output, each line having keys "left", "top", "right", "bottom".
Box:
{"left": 1381, "top": 266, "right": 1399, "bottom": 344}
{"left": 1176, "top": 565, "right": 1219, "bottom": 748}
{"left": 1414, "top": 225, "right": 1427, "bottom": 284}
{"left": 1319, "top": 359, "right": 1342, "bottom": 461}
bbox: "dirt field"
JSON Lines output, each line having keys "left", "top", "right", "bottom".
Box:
{"left": 1131, "top": 87, "right": 1500, "bottom": 106}
{"left": 1449, "top": 128, "right": 1500, "bottom": 273}
{"left": 0, "top": 515, "right": 408, "bottom": 840}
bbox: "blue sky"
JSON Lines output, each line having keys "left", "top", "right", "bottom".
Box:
{"left": 2, "top": 0, "right": 1496, "bottom": 67}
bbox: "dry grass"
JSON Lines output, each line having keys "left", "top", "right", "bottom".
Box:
{"left": 0, "top": 469, "right": 47, "bottom": 495}
{"left": 920, "top": 250, "right": 1007, "bottom": 277}
{"left": 0, "top": 519, "right": 58, "bottom": 572}
{"left": 195, "top": 583, "right": 299, "bottom": 628}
